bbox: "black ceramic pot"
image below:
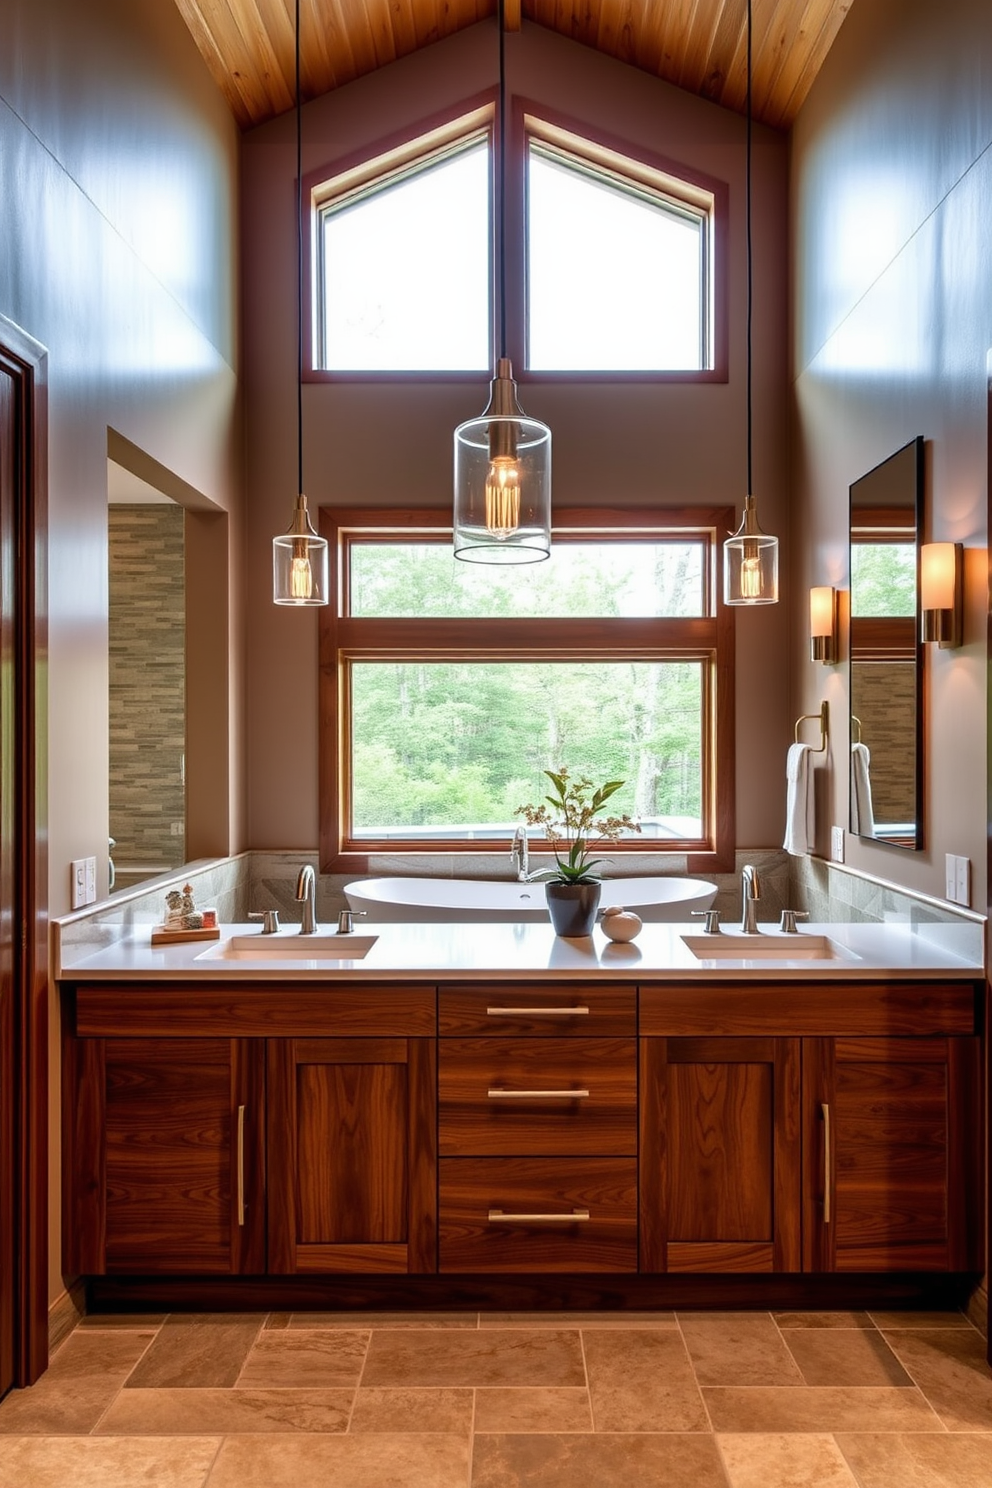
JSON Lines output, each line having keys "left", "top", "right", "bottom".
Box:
{"left": 545, "top": 880, "right": 602, "bottom": 938}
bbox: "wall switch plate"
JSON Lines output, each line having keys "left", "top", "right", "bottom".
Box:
{"left": 71, "top": 856, "right": 98, "bottom": 909}
{"left": 831, "top": 826, "right": 845, "bottom": 863}
{"left": 83, "top": 856, "right": 97, "bottom": 905}
{"left": 946, "top": 853, "right": 971, "bottom": 906}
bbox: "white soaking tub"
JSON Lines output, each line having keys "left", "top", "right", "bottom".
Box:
{"left": 344, "top": 875, "right": 718, "bottom": 924}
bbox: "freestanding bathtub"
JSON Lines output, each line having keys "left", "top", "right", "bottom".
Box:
{"left": 344, "top": 875, "right": 718, "bottom": 924}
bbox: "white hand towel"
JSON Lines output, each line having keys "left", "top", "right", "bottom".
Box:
{"left": 850, "top": 741, "right": 875, "bottom": 837}
{"left": 783, "top": 742, "right": 814, "bottom": 856}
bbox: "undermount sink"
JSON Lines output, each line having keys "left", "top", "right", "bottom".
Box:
{"left": 196, "top": 932, "right": 378, "bottom": 962}
{"left": 680, "top": 933, "right": 855, "bottom": 961}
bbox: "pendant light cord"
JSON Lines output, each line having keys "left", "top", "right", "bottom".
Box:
{"left": 745, "top": 0, "right": 753, "bottom": 500}
{"left": 497, "top": 0, "right": 507, "bottom": 361}
{"left": 296, "top": 0, "right": 304, "bottom": 497}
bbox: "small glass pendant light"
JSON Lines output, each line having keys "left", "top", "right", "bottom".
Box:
{"left": 723, "top": 0, "right": 779, "bottom": 606}
{"left": 453, "top": 0, "right": 551, "bottom": 565}
{"left": 272, "top": 0, "right": 329, "bottom": 605}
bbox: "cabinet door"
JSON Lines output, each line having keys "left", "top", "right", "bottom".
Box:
{"left": 640, "top": 1037, "right": 801, "bottom": 1273}
{"left": 64, "top": 1037, "right": 265, "bottom": 1275}
{"left": 803, "top": 1036, "right": 982, "bottom": 1272}
{"left": 267, "top": 1037, "right": 436, "bottom": 1274}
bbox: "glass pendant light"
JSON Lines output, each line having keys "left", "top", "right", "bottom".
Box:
{"left": 273, "top": 0, "right": 328, "bottom": 605}
{"left": 453, "top": 0, "right": 551, "bottom": 565}
{"left": 723, "top": 0, "right": 778, "bottom": 606}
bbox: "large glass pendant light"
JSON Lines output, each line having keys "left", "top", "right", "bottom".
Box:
{"left": 723, "top": 0, "right": 778, "bottom": 606}
{"left": 273, "top": 0, "right": 329, "bottom": 605}
{"left": 453, "top": 0, "right": 551, "bottom": 565}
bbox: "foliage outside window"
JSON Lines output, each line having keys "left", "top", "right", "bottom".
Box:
{"left": 319, "top": 510, "right": 735, "bottom": 873}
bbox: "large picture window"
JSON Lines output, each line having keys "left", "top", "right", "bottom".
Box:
{"left": 319, "top": 510, "right": 735, "bottom": 872}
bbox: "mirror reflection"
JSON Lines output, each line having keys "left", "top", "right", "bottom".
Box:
{"left": 848, "top": 437, "right": 924, "bottom": 850}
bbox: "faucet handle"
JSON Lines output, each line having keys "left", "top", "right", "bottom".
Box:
{"left": 336, "top": 909, "right": 368, "bottom": 934}
{"left": 248, "top": 909, "right": 280, "bottom": 934}
{"left": 690, "top": 909, "right": 721, "bottom": 934}
{"left": 779, "top": 909, "right": 809, "bottom": 934}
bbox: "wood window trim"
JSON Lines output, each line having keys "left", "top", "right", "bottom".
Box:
{"left": 318, "top": 507, "right": 735, "bottom": 876}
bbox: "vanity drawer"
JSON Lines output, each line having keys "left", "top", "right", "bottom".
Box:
{"left": 439, "top": 1157, "right": 637, "bottom": 1272}
{"left": 438, "top": 1037, "right": 636, "bottom": 1155}
{"left": 439, "top": 983, "right": 634, "bottom": 1037}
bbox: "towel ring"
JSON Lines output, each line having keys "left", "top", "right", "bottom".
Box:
{"left": 794, "top": 700, "right": 829, "bottom": 753}
{"left": 851, "top": 715, "right": 862, "bottom": 744}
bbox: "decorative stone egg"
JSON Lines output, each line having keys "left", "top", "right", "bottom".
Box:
{"left": 600, "top": 905, "right": 642, "bottom": 942}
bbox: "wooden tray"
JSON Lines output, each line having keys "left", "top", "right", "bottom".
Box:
{"left": 150, "top": 924, "right": 221, "bottom": 946}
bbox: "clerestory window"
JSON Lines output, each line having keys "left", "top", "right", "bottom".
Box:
{"left": 309, "top": 104, "right": 723, "bottom": 378}
{"left": 318, "top": 508, "right": 735, "bottom": 873}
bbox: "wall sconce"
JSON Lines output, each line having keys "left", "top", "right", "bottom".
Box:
{"left": 920, "top": 541, "right": 963, "bottom": 648}
{"left": 809, "top": 585, "right": 838, "bottom": 664}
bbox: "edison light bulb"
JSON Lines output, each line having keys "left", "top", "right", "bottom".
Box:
{"left": 484, "top": 455, "right": 521, "bottom": 539}
{"left": 740, "top": 540, "right": 762, "bottom": 600}
{"left": 290, "top": 539, "right": 313, "bottom": 600}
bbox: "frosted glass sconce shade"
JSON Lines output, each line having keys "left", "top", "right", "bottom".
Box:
{"left": 454, "top": 359, "right": 551, "bottom": 565}
{"left": 809, "top": 585, "right": 838, "bottom": 663}
{"left": 920, "top": 541, "right": 962, "bottom": 647}
{"left": 273, "top": 494, "right": 329, "bottom": 605}
{"left": 723, "top": 495, "right": 779, "bottom": 605}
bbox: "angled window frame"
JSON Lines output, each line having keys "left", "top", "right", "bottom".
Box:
{"left": 304, "top": 96, "right": 497, "bottom": 383}
{"left": 318, "top": 506, "right": 736, "bottom": 875}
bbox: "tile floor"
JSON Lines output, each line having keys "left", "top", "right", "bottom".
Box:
{"left": 0, "top": 1308, "right": 989, "bottom": 1486}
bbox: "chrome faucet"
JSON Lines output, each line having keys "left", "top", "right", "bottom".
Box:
{"left": 295, "top": 864, "right": 318, "bottom": 934}
{"left": 510, "top": 825, "right": 529, "bottom": 881}
{"left": 741, "top": 863, "right": 761, "bottom": 934}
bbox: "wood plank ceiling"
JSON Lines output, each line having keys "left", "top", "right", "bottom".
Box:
{"left": 172, "top": 0, "right": 854, "bottom": 132}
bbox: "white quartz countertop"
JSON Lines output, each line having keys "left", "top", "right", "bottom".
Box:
{"left": 54, "top": 918, "right": 985, "bottom": 982}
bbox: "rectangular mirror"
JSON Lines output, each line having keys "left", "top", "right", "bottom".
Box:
{"left": 848, "top": 437, "right": 924, "bottom": 849}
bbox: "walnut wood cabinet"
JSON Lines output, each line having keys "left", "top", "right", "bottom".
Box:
{"left": 62, "top": 976, "right": 982, "bottom": 1286}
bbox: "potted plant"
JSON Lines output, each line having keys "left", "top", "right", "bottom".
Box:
{"left": 516, "top": 769, "right": 639, "bottom": 937}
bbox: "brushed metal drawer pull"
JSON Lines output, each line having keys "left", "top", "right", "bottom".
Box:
{"left": 486, "top": 1006, "right": 590, "bottom": 1017}
{"left": 488, "top": 1208, "right": 591, "bottom": 1223}
{"left": 236, "top": 1104, "right": 246, "bottom": 1227}
{"left": 821, "top": 1100, "right": 833, "bottom": 1225}
{"left": 487, "top": 1088, "right": 591, "bottom": 1100}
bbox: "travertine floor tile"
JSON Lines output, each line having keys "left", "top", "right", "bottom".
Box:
{"left": 584, "top": 1329, "right": 708, "bottom": 1432}
{"left": 472, "top": 1432, "right": 727, "bottom": 1487}
{"left": 681, "top": 1315, "right": 805, "bottom": 1386}
{"left": 96, "top": 1385, "right": 352, "bottom": 1434}
{"left": 773, "top": 1312, "right": 874, "bottom": 1330}
{"left": 704, "top": 1385, "right": 942, "bottom": 1433}
{"left": 206, "top": 1431, "right": 469, "bottom": 1488}
{"left": 48, "top": 1327, "right": 157, "bottom": 1379}
{"left": 362, "top": 1329, "right": 585, "bottom": 1388}
{"left": 719, "top": 1432, "right": 859, "bottom": 1488}
{"left": 0, "top": 1377, "right": 131, "bottom": 1435}
{"left": 236, "top": 1330, "right": 369, "bottom": 1388}
{"left": 836, "top": 1431, "right": 992, "bottom": 1487}
{"left": 349, "top": 1387, "right": 473, "bottom": 1433}
{"left": 289, "top": 1311, "right": 478, "bottom": 1329}
{"left": 784, "top": 1328, "right": 912, "bottom": 1386}
{"left": 125, "top": 1317, "right": 263, "bottom": 1389}
{"left": 78, "top": 1313, "right": 168, "bottom": 1330}
{"left": 474, "top": 1386, "right": 593, "bottom": 1432}
{"left": 481, "top": 1311, "right": 677, "bottom": 1328}
{"left": 881, "top": 1328, "right": 992, "bottom": 1430}
{"left": 0, "top": 1434, "right": 220, "bottom": 1487}
{"left": 870, "top": 1310, "right": 972, "bottom": 1329}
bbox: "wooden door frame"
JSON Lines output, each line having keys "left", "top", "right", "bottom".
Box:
{"left": 0, "top": 314, "right": 48, "bottom": 1386}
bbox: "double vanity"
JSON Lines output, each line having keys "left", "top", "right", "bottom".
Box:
{"left": 57, "top": 916, "right": 984, "bottom": 1311}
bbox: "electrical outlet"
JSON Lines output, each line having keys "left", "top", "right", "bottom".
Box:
{"left": 83, "top": 856, "right": 97, "bottom": 905}
{"left": 831, "top": 825, "right": 845, "bottom": 863}
{"left": 70, "top": 859, "right": 87, "bottom": 910}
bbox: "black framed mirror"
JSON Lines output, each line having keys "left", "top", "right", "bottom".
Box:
{"left": 848, "top": 436, "right": 924, "bottom": 849}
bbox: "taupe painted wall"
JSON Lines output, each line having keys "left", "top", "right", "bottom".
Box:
{"left": 0, "top": 0, "right": 245, "bottom": 1301}
{"left": 791, "top": 0, "right": 990, "bottom": 905}
{"left": 241, "top": 22, "right": 792, "bottom": 854}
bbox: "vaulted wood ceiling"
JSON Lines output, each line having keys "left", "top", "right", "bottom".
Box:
{"left": 172, "top": 0, "right": 854, "bottom": 132}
